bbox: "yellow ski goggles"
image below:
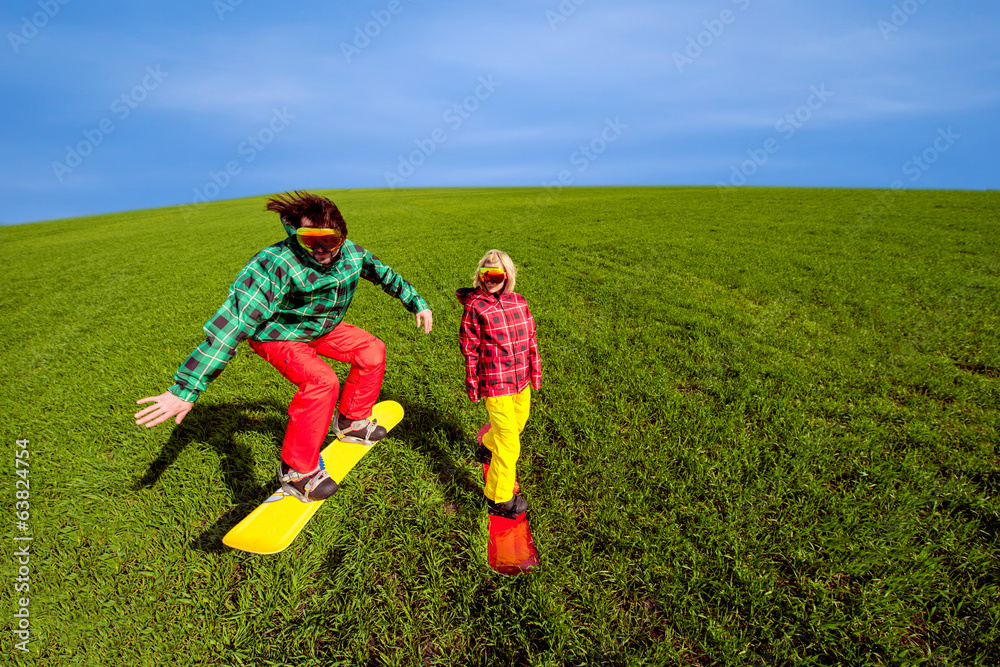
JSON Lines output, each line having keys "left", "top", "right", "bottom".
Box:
{"left": 296, "top": 228, "right": 344, "bottom": 253}
{"left": 478, "top": 267, "right": 506, "bottom": 285}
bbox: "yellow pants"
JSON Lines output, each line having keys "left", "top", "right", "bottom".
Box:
{"left": 483, "top": 386, "right": 531, "bottom": 503}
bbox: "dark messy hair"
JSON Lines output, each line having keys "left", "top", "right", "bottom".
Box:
{"left": 265, "top": 191, "right": 347, "bottom": 235}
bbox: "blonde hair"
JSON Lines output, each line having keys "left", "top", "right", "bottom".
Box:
{"left": 473, "top": 249, "right": 517, "bottom": 294}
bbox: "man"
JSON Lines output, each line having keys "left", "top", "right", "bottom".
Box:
{"left": 135, "top": 191, "right": 433, "bottom": 502}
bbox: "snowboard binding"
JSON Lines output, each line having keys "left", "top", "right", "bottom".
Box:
{"left": 335, "top": 415, "right": 387, "bottom": 445}
{"left": 279, "top": 460, "right": 338, "bottom": 503}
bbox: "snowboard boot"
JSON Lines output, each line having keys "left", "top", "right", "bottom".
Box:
{"left": 486, "top": 493, "right": 528, "bottom": 519}
{"left": 279, "top": 460, "right": 338, "bottom": 503}
{"left": 336, "top": 414, "right": 387, "bottom": 445}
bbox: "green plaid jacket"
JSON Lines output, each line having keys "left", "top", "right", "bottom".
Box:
{"left": 169, "top": 239, "right": 429, "bottom": 402}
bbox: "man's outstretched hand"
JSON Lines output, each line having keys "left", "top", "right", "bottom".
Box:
{"left": 416, "top": 309, "right": 433, "bottom": 334}
{"left": 135, "top": 391, "right": 193, "bottom": 428}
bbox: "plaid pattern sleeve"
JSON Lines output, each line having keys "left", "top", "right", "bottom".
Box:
{"left": 169, "top": 250, "right": 291, "bottom": 402}
{"left": 526, "top": 302, "right": 542, "bottom": 390}
{"left": 458, "top": 301, "right": 482, "bottom": 401}
{"left": 358, "top": 246, "right": 429, "bottom": 315}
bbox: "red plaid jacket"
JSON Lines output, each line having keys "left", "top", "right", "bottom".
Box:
{"left": 457, "top": 287, "right": 542, "bottom": 401}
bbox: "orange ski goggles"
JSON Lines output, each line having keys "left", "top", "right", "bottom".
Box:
{"left": 478, "top": 267, "right": 506, "bottom": 285}
{"left": 296, "top": 228, "right": 344, "bottom": 253}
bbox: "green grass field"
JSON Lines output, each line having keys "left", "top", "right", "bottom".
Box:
{"left": 2, "top": 186, "right": 998, "bottom": 666}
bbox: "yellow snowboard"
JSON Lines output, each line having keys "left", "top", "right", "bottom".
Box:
{"left": 222, "top": 400, "right": 403, "bottom": 554}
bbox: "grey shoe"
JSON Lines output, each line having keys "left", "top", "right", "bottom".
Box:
{"left": 336, "top": 414, "right": 387, "bottom": 445}
{"left": 279, "top": 461, "right": 338, "bottom": 503}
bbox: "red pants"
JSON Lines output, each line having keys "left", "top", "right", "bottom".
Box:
{"left": 248, "top": 322, "right": 386, "bottom": 472}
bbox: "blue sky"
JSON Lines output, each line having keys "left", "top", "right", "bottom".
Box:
{"left": 2, "top": 0, "right": 998, "bottom": 225}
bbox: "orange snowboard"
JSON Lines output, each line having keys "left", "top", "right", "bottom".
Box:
{"left": 479, "top": 423, "right": 539, "bottom": 575}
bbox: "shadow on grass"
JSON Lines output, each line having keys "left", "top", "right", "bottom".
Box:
{"left": 133, "top": 401, "right": 287, "bottom": 553}
{"left": 137, "top": 394, "right": 488, "bottom": 553}
{"left": 381, "top": 392, "right": 486, "bottom": 513}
